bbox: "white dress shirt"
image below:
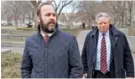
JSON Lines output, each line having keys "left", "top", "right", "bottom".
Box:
{"left": 95, "top": 30, "right": 111, "bottom": 71}
{"left": 40, "top": 30, "right": 53, "bottom": 39}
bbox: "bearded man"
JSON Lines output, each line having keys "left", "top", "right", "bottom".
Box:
{"left": 21, "top": 2, "right": 83, "bottom": 78}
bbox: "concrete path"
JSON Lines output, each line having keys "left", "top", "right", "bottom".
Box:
{"left": 127, "top": 36, "right": 135, "bottom": 53}
{"left": 77, "top": 30, "right": 90, "bottom": 54}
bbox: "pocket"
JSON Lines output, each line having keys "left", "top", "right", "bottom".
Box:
{"left": 30, "top": 50, "right": 44, "bottom": 63}
{"left": 31, "top": 70, "right": 37, "bottom": 78}
{"left": 31, "top": 71, "right": 44, "bottom": 78}
{"left": 86, "top": 68, "right": 92, "bottom": 78}
{"left": 118, "top": 69, "right": 125, "bottom": 78}
{"left": 121, "top": 69, "right": 126, "bottom": 78}
{"left": 52, "top": 46, "right": 68, "bottom": 58}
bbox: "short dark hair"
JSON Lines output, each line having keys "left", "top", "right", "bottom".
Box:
{"left": 36, "top": 2, "right": 54, "bottom": 16}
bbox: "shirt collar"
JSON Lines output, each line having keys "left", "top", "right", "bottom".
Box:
{"left": 39, "top": 24, "right": 58, "bottom": 38}
{"left": 40, "top": 30, "right": 53, "bottom": 38}
{"left": 99, "top": 29, "right": 109, "bottom": 37}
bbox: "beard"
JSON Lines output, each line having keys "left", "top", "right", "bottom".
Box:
{"left": 40, "top": 18, "right": 56, "bottom": 33}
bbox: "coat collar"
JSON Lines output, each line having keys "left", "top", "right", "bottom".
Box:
{"left": 90, "top": 24, "right": 119, "bottom": 37}
{"left": 109, "top": 24, "right": 119, "bottom": 36}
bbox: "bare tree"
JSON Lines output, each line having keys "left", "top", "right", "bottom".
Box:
{"left": 117, "top": 1, "right": 126, "bottom": 27}
{"left": 125, "top": 1, "right": 135, "bottom": 27}
{"left": 102, "top": 1, "right": 135, "bottom": 27}
{"left": 53, "top": 0, "right": 72, "bottom": 18}
{"left": 103, "top": 1, "right": 119, "bottom": 25}
{"left": 102, "top": 1, "right": 127, "bottom": 27}
{"left": 1, "top": 1, "right": 36, "bottom": 27}
{"left": 1, "top": 1, "right": 20, "bottom": 26}
{"left": 1, "top": 1, "right": 13, "bottom": 24}
{"left": 29, "top": 0, "right": 72, "bottom": 19}
{"left": 73, "top": 1, "right": 105, "bottom": 27}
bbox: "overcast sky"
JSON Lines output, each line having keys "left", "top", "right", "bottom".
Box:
{"left": 40, "top": 0, "right": 103, "bottom": 13}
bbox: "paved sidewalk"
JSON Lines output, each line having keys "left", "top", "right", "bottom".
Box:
{"left": 76, "top": 30, "right": 90, "bottom": 55}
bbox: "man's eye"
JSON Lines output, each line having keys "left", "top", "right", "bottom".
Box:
{"left": 45, "top": 13, "right": 51, "bottom": 16}
{"left": 99, "top": 23, "right": 102, "bottom": 25}
{"left": 53, "top": 14, "right": 56, "bottom": 17}
{"left": 104, "top": 22, "right": 107, "bottom": 24}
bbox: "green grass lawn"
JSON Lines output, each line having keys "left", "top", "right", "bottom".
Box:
{"left": 1, "top": 53, "right": 22, "bottom": 78}
{"left": 2, "top": 40, "right": 25, "bottom": 43}
{"left": 119, "top": 28, "right": 128, "bottom": 35}
{"left": 1, "top": 26, "right": 35, "bottom": 31}
{"left": 2, "top": 27, "right": 82, "bottom": 45}
{"left": 2, "top": 26, "right": 82, "bottom": 36}
{"left": 16, "top": 27, "right": 36, "bottom": 31}
{"left": 1, "top": 26, "right": 17, "bottom": 30}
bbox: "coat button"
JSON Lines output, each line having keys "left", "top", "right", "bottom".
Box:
{"left": 90, "top": 75, "right": 91, "bottom": 77}
{"left": 114, "top": 58, "right": 116, "bottom": 61}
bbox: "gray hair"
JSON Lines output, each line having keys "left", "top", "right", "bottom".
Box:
{"left": 95, "top": 12, "right": 111, "bottom": 22}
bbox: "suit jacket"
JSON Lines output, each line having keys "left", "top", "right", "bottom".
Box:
{"left": 21, "top": 25, "right": 83, "bottom": 78}
{"left": 82, "top": 24, "right": 134, "bottom": 78}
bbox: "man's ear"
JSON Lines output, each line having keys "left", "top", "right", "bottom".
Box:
{"left": 36, "top": 16, "right": 40, "bottom": 24}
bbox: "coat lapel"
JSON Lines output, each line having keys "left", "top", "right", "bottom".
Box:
{"left": 109, "top": 25, "right": 119, "bottom": 65}
{"left": 90, "top": 28, "right": 99, "bottom": 72}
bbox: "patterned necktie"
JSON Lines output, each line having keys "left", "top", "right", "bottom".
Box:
{"left": 44, "top": 34, "right": 49, "bottom": 44}
{"left": 100, "top": 33, "right": 107, "bottom": 74}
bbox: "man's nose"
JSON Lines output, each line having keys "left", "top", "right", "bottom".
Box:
{"left": 101, "top": 23, "right": 105, "bottom": 26}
